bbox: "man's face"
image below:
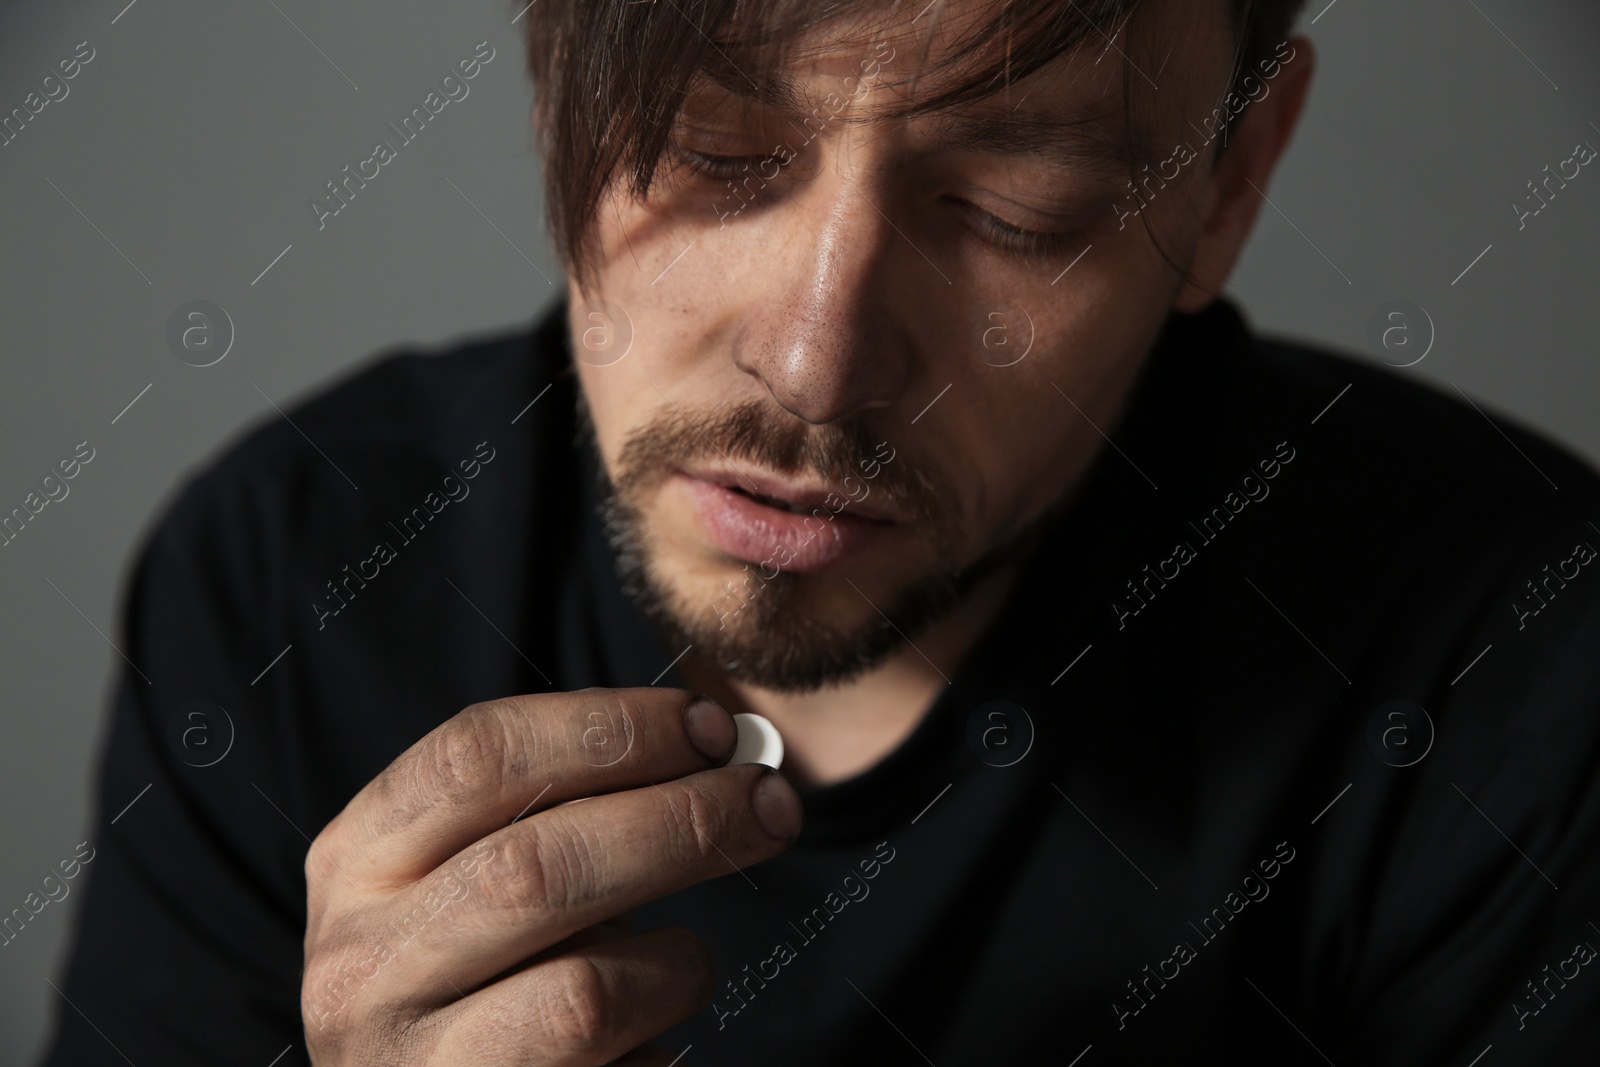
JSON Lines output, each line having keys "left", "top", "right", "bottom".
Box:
{"left": 569, "top": 0, "right": 1238, "bottom": 692}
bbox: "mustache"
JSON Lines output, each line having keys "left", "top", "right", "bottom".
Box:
{"left": 609, "top": 397, "right": 948, "bottom": 524}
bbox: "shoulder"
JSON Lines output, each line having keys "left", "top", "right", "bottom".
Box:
{"left": 221, "top": 314, "right": 560, "bottom": 491}
{"left": 1158, "top": 300, "right": 1600, "bottom": 564}
{"left": 157, "top": 307, "right": 568, "bottom": 540}
{"left": 124, "top": 305, "right": 574, "bottom": 636}
{"left": 1244, "top": 312, "right": 1600, "bottom": 521}
{"left": 1145, "top": 300, "right": 1600, "bottom": 701}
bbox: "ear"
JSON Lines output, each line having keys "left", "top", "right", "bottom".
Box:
{"left": 1174, "top": 35, "right": 1317, "bottom": 314}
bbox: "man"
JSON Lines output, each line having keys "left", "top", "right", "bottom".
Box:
{"left": 41, "top": 0, "right": 1600, "bottom": 1064}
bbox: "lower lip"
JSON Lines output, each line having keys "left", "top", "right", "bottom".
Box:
{"left": 678, "top": 473, "right": 895, "bottom": 574}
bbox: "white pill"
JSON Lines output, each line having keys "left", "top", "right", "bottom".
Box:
{"left": 730, "top": 713, "right": 784, "bottom": 769}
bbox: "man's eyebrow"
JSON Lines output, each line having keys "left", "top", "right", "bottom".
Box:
{"left": 694, "top": 62, "right": 1156, "bottom": 180}
{"left": 698, "top": 60, "right": 807, "bottom": 113}
{"left": 923, "top": 108, "right": 1156, "bottom": 180}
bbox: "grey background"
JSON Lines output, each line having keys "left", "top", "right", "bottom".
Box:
{"left": 1, "top": 0, "right": 1596, "bottom": 1060}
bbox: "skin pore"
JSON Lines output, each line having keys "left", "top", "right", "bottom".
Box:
{"left": 567, "top": 0, "right": 1315, "bottom": 788}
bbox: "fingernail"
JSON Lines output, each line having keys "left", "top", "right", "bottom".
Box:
{"left": 752, "top": 770, "right": 802, "bottom": 841}
{"left": 684, "top": 697, "right": 736, "bottom": 763}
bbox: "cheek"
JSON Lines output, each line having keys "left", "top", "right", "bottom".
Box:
{"left": 569, "top": 282, "right": 728, "bottom": 508}
{"left": 948, "top": 386, "right": 1088, "bottom": 536}
{"left": 942, "top": 282, "right": 1166, "bottom": 536}
{"left": 570, "top": 336, "right": 628, "bottom": 470}
{"left": 567, "top": 272, "right": 673, "bottom": 470}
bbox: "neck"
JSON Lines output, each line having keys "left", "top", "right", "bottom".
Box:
{"left": 678, "top": 560, "right": 1026, "bottom": 788}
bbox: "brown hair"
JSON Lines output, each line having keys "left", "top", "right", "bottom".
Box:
{"left": 520, "top": 0, "right": 1308, "bottom": 284}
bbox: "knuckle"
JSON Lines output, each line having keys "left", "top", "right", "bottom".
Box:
{"left": 474, "top": 825, "right": 585, "bottom": 919}
{"left": 301, "top": 921, "right": 430, "bottom": 1060}
{"left": 301, "top": 950, "right": 365, "bottom": 1038}
{"left": 303, "top": 836, "right": 323, "bottom": 887}
{"left": 663, "top": 781, "right": 733, "bottom": 866}
{"left": 541, "top": 954, "right": 615, "bottom": 1052}
{"left": 304, "top": 825, "right": 344, "bottom": 893}
{"left": 302, "top": 930, "right": 417, "bottom": 1048}
{"left": 475, "top": 832, "right": 553, "bottom": 918}
{"left": 574, "top": 690, "right": 641, "bottom": 766}
{"left": 417, "top": 702, "right": 518, "bottom": 806}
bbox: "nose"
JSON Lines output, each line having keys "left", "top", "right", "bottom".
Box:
{"left": 731, "top": 184, "right": 914, "bottom": 425}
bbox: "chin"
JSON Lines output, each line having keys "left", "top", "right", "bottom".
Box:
{"left": 597, "top": 448, "right": 1017, "bottom": 694}
{"left": 635, "top": 536, "right": 919, "bottom": 693}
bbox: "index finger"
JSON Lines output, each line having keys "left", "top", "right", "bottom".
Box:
{"left": 317, "top": 688, "right": 739, "bottom": 888}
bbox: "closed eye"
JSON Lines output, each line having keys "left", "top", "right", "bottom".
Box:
{"left": 668, "top": 144, "right": 768, "bottom": 182}
{"left": 947, "top": 197, "right": 1083, "bottom": 258}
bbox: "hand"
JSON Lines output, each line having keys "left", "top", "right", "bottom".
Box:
{"left": 300, "top": 687, "right": 802, "bottom": 1065}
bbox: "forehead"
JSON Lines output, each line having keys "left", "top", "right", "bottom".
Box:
{"left": 692, "top": 0, "right": 1230, "bottom": 174}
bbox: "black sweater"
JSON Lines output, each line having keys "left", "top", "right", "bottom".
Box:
{"left": 40, "top": 297, "right": 1600, "bottom": 1065}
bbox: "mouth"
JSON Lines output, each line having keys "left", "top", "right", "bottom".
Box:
{"left": 726, "top": 484, "right": 821, "bottom": 514}
{"left": 675, "top": 467, "right": 900, "bottom": 574}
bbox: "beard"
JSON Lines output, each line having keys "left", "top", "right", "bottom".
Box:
{"left": 580, "top": 390, "right": 1055, "bottom": 693}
